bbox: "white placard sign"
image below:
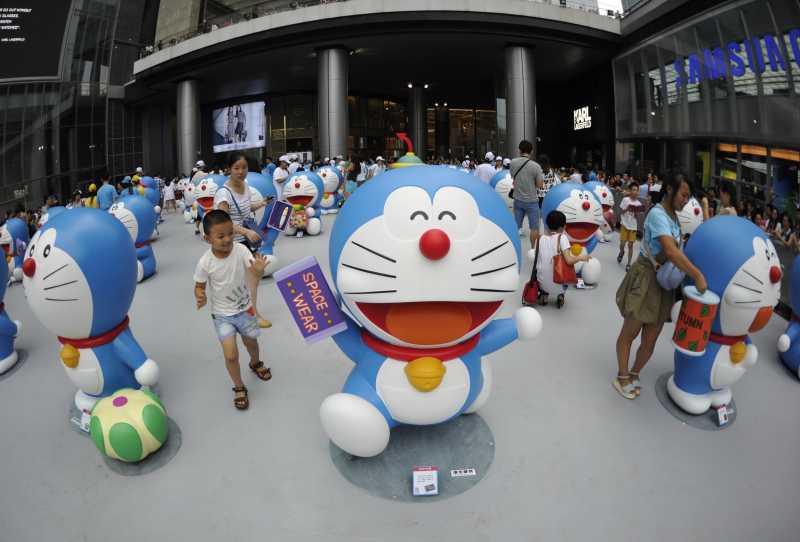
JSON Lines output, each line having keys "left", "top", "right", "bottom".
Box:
{"left": 574, "top": 106, "right": 592, "bottom": 130}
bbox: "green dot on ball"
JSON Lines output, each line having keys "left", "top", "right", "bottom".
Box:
{"left": 143, "top": 404, "right": 168, "bottom": 444}
{"left": 89, "top": 416, "right": 105, "bottom": 455}
{"left": 109, "top": 422, "right": 143, "bottom": 462}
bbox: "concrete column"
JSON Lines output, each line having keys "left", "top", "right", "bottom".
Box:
{"left": 504, "top": 45, "right": 536, "bottom": 158}
{"left": 435, "top": 106, "right": 449, "bottom": 160}
{"left": 176, "top": 79, "right": 200, "bottom": 176}
{"left": 317, "top": 47, "right": 348, "bottom": 159}
{"left": 408, "top": 86, "right": 426, "bottom": 160}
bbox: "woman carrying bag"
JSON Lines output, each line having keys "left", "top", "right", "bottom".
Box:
{"left": 613, "top": 174, "right": 707, "bottom": 400}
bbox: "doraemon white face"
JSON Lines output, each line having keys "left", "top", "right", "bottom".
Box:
{"left": 195, "top": 177, "right": 218, "bottom": 211}
{"left": 0, "top": 226, "right": 11, "bottom": 259}
{"left": 22, "top": 228, "right": 93, "bottom": 338}
{"left": 108, "top": 201, "right": 138, "bottom": 242}
{"left": 336, "top": 186, "right": 518, "bottom": 348}
{"left": 720, "top": 236, "right": 781, "bottom": 336}
{"left": 183, "top": 183, "right": 196, "bottom": 206}
{"left": 494, "top": 173, "right": 513, "bottom": 208}
{"left": 319, "top": 169, "right": 340, "bottom": 194}
{"left": 283, "top": 174, "right": 319, "bottom": 207}
{"left": 677, "top": 198, "right": 704, "bottom": 237}
{"left": 592, "top": 185, "right": 614, "bottom": 210}
{"left": 557, "top": 189, "right": 604, "bottom": 243}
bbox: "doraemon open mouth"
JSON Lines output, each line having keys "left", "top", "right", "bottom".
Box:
{"left": 357, "top": 301, "right": 502, "bottom": 345}
{"left": 565, "top": 222, "right": 599, "bottom": 243}
{"left": 749, "top": 306, "right": 774, "bottom": 333}
{"left": 602, "top": 204, "right": 612, "bottom": 212}
{"left": 287, "top": 195, "right": 313, "bottom": 206}
{"left": 196, "top": 196, "right": 215, "bottom": 210}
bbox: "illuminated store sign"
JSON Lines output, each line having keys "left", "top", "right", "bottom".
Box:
{"left": 573, "top": 106, "right": 592, "bottom": 130}
{"left": 674, "top": 28, "right": 800, "bottom": 88}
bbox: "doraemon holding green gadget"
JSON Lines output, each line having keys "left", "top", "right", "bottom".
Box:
{"left": 321, "top": 166, "right": 543, "bottom": 457}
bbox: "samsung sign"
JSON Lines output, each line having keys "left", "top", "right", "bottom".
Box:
{"left": 574, "top": 106, "right": 592, "bottom": 130}
{"left": 674, "top": 28, "right": 800, "bottom": 87}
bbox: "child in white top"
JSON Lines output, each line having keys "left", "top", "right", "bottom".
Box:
{"left": 194, "top": 210, "right": 271, "bottom": 410}
{"left": 535, "top": 210, "right": 589, "bottom": 308}
{"left": 618, "top": 182, "right": 644, "bottom": 272}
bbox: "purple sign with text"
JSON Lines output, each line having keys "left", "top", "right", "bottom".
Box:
{"left": 274, "top": 256, "right": 347, "bottom": 343}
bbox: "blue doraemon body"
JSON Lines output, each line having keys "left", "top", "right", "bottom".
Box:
{"left": 320, "top": 166, "right": 542, "bottom": 457}
{"left": 282, "top": 172, "right": 325, "bottom": 236}
{"left": 246, "top": 172, "right": 280, "bottom": 276}
{"left": 668, "top": 217, "right": 781, "bottom": 414}
{"left": 0, "top": 257, "right": 20, "bottom": 374}
{"left": 109, "top": 195, "right": 157, "bottom": 282}
{"left": 778, "top": 255, "right": 800, "bottom": 377}
{"left": 22, "top": 209, "right": 159, "bottom": 412}
{"left": 6, "top": 217, "right": 29, "bottom": 282}
{"left": 318, "top": 166, "right": 344, "bottom": 215}
{"left": 489, "top": 170, "right": 513, "bottom": 210}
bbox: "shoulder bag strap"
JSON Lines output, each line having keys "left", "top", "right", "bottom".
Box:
{"left": 529, "top": 236, "right": 540, "bottom": 283}
{"left": 221, "top": 185, "right": 245, "bottom": 216}
{"left": 511, "top": 159, "right": 531, "bottom": 182}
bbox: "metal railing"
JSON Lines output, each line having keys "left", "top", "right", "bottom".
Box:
{"left": 139, "top": 0, "right": 625, "bottom": 59}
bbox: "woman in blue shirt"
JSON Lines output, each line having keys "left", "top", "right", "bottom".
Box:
{"left": 614, "top": 175, "right": 707, "bottom": 400}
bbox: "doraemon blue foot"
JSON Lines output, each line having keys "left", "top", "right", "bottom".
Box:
{"left": 778, "top": 255, "right": 800, "bottom": 378}
{"left": 320, "top": 166, "right": 542, "bottom": 457}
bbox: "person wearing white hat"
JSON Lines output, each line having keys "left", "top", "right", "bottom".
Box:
{"left": 503, "top": 158, "right": 511, "bottom": 169}
{"left": 366, "top": 156, "right": 386, "bottom": 180}
{"left": 195, "top": 160, "right": 206, "bottom": 168}
{"left": 288, "top": 154, "right": 301, "bottom": 175}
{"left": 273, "top": 155, "right": 290, "bottom": 199}
{"left": 135, "top": 166, "right": 144, "bottom": 175}
{"left": 494, "top": 156, "right": 504, "bottom": 171}
{"left": 475, "top": 151, "right": 496, "bottom": 184}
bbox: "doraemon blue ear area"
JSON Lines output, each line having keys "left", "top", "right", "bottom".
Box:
{"left": 328, "top": 166, "right": 521, "bottom": 279}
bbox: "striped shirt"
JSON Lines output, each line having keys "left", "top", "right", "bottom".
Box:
{"left": 213, "top": 181, "right": 252, "bottom": 242}
{"left": 537, "top": 169, "right": 560, "bottom": 199}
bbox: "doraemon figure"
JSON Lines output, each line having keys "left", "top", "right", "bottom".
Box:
{"left": 140, "top": 176, "right": 155, "bottom": 190}
{"left": 282, "top": 172, "right": 324, "bottom": 236}
{"left": 22, "top": 209, "right": 159, "bottom": 412}
{"left": 39, "top": 205, "right": 67, "bottom": 227}
{"left": 246, "top": 172, "right": 280, "bottom": 276}
{"left": 3, "top": 217, "right": 28, "bottom": 282}
{"left": 778, "top": 256, "right": 800, "bottom": 377}
{"left": 677, "top": 197, "right": 704, "bottom": 239}
{"left": 318, "top": 166, "right": 344, "bottom": 215}
{"left": 0, "top": 253, "right": 20, "bottom": 374}
{"left": 320, "top": 166, "right": 543, "bottom": 457}
{"left": 194, "top": 175, "right": 220, "bottom": 215}
{"left": 489, "top": 170, "right": 513, "bottom": 210}
{"left": 584, "top": 181, "right": 615, "bottom": 242}
{"left": 109, "top": 195, "right": 157, "bottom": 282}
{"left": 183, "top": 182, "right": 197, "bottom": 223}
{"left": 667, "top": 216, "right": 781, "bottom": 415}
{"left": 540, "top": 182, "right": 603, "bottom": 284}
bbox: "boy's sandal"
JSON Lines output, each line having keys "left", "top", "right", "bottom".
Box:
{"left": 249, "top": 361, "right": 272, "bottom": 381}
{"left": 257, "top": 317, "right": 272, "bottom": 329}
{"left": 613, "top": 376, "right": 637, "bottom": 400}
{"left": 233, "top": 386, "right": 249, "bottom": 410}
{"left": 630, "top": 371, "right": 642, "bottom": 396}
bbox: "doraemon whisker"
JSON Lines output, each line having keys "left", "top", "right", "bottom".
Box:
{"left": 45, "top": 297, "right": 78, "bottom": 302}
{"left": 743, "top": 269, "right": 764, "bottom": 285}
{"left": 43, "top": 280, "right": 78, "bottom": 291}
{"left": 560, "top": 205, "right": 577, "bottom": 211}
{"left": 341, "top": 263, "right": 396, "bottom": 279}
{"left": 733, "top": 282, "right": 763, "bottom": 294}
{"left": 42, "top": 263, "right": 69, "bottom": 281}
{"left": 470, "top": 288, "right": 516, "bottom": 293}
{"left": 342, "top": 289, "right": 397, "bottom": 295}
{"left": 472, "top": 241, "right": 508, "bottom": 262}
{"left": 351, "top": 241, "right": 396, "bottom": 263}
{"left": 471, "top": 263, "right": 517, "bottom": 277}
{"left": 734, "top": 300, "right": 762, "bottom": 304}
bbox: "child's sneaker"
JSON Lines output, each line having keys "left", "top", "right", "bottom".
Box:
{"left": 617, "top": 252, "right": 623, "bottom": 264}
{"left": 626, "top": 264, "right": 631, "bottom": 272}
{"left": 556, "top": 294, "right": 565, "bottom": 309}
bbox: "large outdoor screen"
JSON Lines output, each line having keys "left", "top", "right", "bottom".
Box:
{"left": 212, "top": 101, "right": 267, "bottom": 153}
{"left": 0, "top": 0, "right": 72, "bottom": 81}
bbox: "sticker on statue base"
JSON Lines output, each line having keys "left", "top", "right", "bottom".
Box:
{"left": 450, "top": 468, "right": 477, "bottom": 478}
{"left": 714, "top": 405, "right": 730, "bottom": 427}
{"left": 71, "top": 412, "right": 91, "bottom": 433}
{"left": 412, "top": 466, "right": 439, "bottom": 496}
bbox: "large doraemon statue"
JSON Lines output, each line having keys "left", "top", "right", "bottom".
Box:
{"left": 584, "top": 181, "right": 615, "bottom": 242}
{"left": 282, "top": 172, "right": 324, "bottom": 236}
{"left": 0, "top": 253, "right": 20, "bottom": 374}
{"left": 195, "top": 175, "right": 221, "bottom": 216}
{"left": 677, "top": 197, "right": 704, "bottom": 239}
{"left": 22, "top": 209, "right": 159, "bottom": 412}
{"left": 540, "top": 182, "right": 603, "bottom": 284}
{"left": 489, "top": 170, "right": 513, "bottom": 210}
{"left": 109, "top": 195, "right": 157, "bottom": 282}
{"left": 246, "top": 172, "right": 280, "bottom": 276}
{"left": 667, "top": 217, "right": 781, "bottom": 414}
{"left": 4, "top": 217, "right": 29, "bottom": 282}
{"left": 318, "top": 166, "right": 344, "bottom": 215}
{"left": 320, "top": 166, "right": 543, "bottom": 457}
{"left": 778, "top": 255, "right": 800, "bottom": 377}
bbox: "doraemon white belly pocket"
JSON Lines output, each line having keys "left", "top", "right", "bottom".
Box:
{"left": 376, "top": 358, "right": 470, "bottom": 424}
{"left": 710, "top": 345, "right": 748, "bottom": 389}
{"left": 65, "top": 348, "right": 104, "bottom": 395}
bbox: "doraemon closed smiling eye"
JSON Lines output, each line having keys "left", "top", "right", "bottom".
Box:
{"left": 321, "top": 166, "right": 542, "bottom": 457}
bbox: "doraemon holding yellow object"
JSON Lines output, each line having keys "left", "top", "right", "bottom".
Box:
{"left": 778, "top": 255, "right": 800, "bottom": 377}
{"left": 667, "top": 216, "right": 781, "bottom": 415}
{"left": 282, "top": 171, "right": 324, "bottom": 236}
{"left": 320, "top": 166, "right": 543, "bottom": 457}
{"left": 318, "top": 166, "right": 344, "bottom": 215}
{"left": 22, "top": 209, "right": 159, "bottom": 413}
{"left": 109, "top": 195, "right": 157, "bottom": 282}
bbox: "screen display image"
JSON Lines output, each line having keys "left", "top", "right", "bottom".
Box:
{"left": 212, "top": 101, "right": 266, "bottom": 153}
{"left": 0, "top": 0, "right": 72, "bottom": 80}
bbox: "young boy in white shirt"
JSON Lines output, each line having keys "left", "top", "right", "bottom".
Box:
{"left": 535, "top": 210, "right": 589, "bottom": 308}
{"left": 194, "top": 210, "right": 271, "bottom": 410}
{"left": 617, "top": 182, "right": 644, "bottom": 272}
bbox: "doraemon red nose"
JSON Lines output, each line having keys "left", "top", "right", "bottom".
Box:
{"left": 22, "top": 257, "right": 35, "bottom": 278}
{"left": 582, "top": 201, "right": 591, "bottom": 211}
{"left": 294, "top": 182, "right": 301, "bottom": 189}
{"left": 419, "top": 229, "right": 450, "bottom": 260}
{"left": 770, "top": 266, "right": 782, "bottom": 284}
{"left": 694, "top": 207, "right": 701, "bottom": 216}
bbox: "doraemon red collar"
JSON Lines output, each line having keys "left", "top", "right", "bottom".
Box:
{"left": 362, "top": 329, "right": 479, "bottom": 361}
{"left": 709, "top": 331, "right": 747, "bottom": 346}
{"left": 58, "top": 316, "right": 129, "bottom": 349}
